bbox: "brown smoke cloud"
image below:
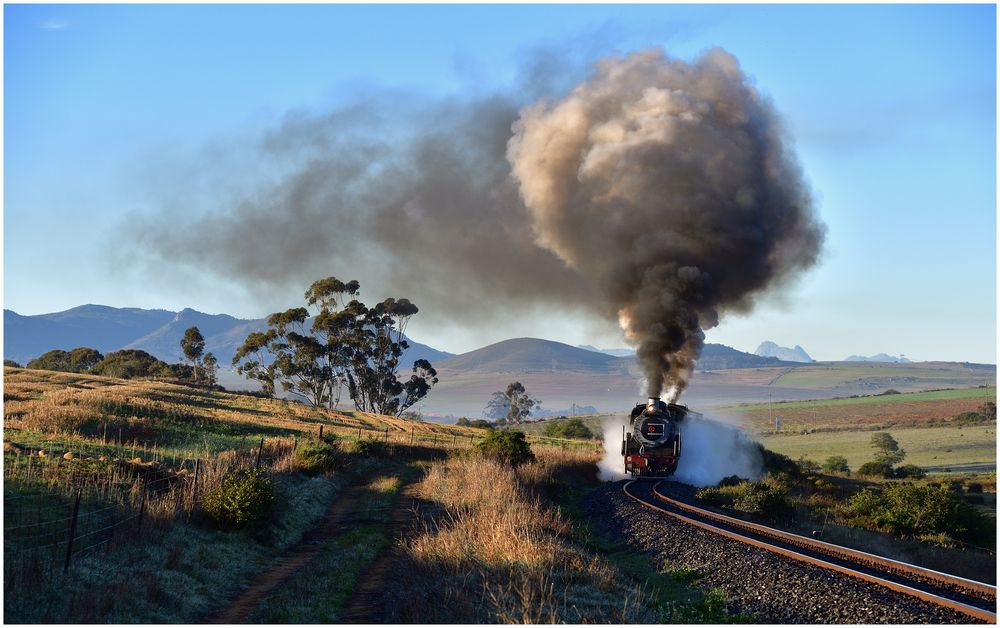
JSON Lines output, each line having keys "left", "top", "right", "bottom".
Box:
{"left": 508, "top": 48, "right": 824, "bottom": 399}
{"left": 128, "top": 47, "right": 824, "bottom": 400}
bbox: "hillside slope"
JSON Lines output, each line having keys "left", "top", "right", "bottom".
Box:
{"left": 437, "top": 338, "right": 625, "bottom": 373}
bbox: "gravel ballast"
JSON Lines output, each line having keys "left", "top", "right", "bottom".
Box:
{"left": 584, "top": 481, "right": 984, "bottom": 624}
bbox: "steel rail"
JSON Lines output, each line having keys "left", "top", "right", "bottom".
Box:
{"left": 623, "top": 480, "right": 996, "bottom": 624}
{"left": 649, "top": 482, "right": 996, "bottom": 601}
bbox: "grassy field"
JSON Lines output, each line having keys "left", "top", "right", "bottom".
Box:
{"left": 759, "top": 424, "right": 996, "bottom": 473}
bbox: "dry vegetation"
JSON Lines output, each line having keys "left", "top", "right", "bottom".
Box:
{"left": 395, "top": 447, "right": 660, "bottom": 623}
{"left": 3, "top": 367, "right": 619, "bottom": 623}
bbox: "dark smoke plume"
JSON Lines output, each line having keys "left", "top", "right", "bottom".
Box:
{"left": 507, "top": 48, "right": 824, "bottom": 399}
{"left": 129, "top": 48, "right": 824, "bottom": 400}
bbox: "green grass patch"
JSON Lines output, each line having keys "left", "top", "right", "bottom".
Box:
{"left": 730, "top": 386, "right": 995, "bottom": 412}
{"left": 759, "top": 424, "right": 996, "bottom": 473}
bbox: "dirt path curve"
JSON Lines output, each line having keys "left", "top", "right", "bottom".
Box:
{"left": 336, "top": 483, "right": 421, "bottom": 623}
{"left": 208, "top": 485, "right": 365, "bottom": 624}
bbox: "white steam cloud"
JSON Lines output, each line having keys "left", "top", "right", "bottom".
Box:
{"left": 598, "top": 413, "right": 762, "bottom": 487}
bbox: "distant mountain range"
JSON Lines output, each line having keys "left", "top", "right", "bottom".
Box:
{"left": 3, "top": 305, "right": 452, "bottom": 367}
{"left": 7, "top": 304, "right": 909, "bottom": 376}
{"left": 755, "top": 340, "right": 813, "bottom": 363}
{"left": 844, "top": 353, "right": 911, "bottom": 363}
{"left": 435, "top": 337, "right": 790, "bottom": 374}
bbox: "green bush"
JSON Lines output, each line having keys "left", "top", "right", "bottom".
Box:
{"left": 857, "top": 461, "right": 894, "bottom": 478}
{"left": 293, "top": 440, "right": 340, "bottom": 475}
{"left": 202, "top": 468, "right": 275, "bottom": 528}
{"left": 541, "top": 417, "right": 595, "bottom": 439}
{"left": 893, "top": 464, "right": 926, "bottom": 479}
{"left": 718, "top": 475, "right": 746, "bottom": 487}
{"left": 840, "top": 483, "right": 994, "bottom": 547}
{"left": 346, "top": 437, "right": 384, "bottom": 457}
{"left": 754, "top": 443, "right": 801, "bottom": 477}
{"left": 822, "top": 455, "right": 850, "bottom": 474}
{"left": 475, "top": 430, "right": 535, "bottom": 467}
{"left": 695, "top": 478, "right": 793, "bottom": 521}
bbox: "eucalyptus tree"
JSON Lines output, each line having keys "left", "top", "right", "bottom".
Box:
{"left": 233, "top": 276, "right": 438, "bottom": 415}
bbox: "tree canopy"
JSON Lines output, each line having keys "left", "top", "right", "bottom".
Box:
{"left": 90, "top": 349, "right": 170, "bottom": 379}
{"left": 27, "top": 347, "right": 104, "bottom": 373}
{"left": 181, "top": 326, "right": 206, "bottom": 381}
{"left": 231, "top": 276, "right": 438, "bottom": 416}
{"left": 541, "top": 417, "right": 595, "bottom": 439}
{"left": 483, "top": 381, "right": 540, "bottom": 424}
{"left": 870, "top": 432, "right": 905, "bottom": 466}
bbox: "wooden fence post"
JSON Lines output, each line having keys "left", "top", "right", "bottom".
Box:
{"left": 255, "top": 437, "right": 265, "bottom": 469}
{"left": 136, "top": 478, "right": 147, "bottom": 536}
{"left": 318, "top": 425, "right": 324, "bottom": 442}
{"left": 64, "top": 488, "right": 82, "bottom": 573}
{"left": 410, "top": 427, "right": 414, "bottom": 446}
{"left": 192, "top": 459, "right": 201, "bottom": 502}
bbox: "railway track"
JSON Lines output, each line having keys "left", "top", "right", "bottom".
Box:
{"left": 623, "top": 480, "right": 996, "bottom": 624}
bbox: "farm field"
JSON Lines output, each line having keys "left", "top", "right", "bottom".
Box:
{"left": 714, "top": 386, "right": 997, "bottom": 433}
{"left": 758, "top": 424, "right": 997, "bottom": 474}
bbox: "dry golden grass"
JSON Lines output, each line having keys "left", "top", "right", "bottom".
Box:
{"left": 3, "top": 366, "right": 484, "bottom": 447}
{"left": 402, "top": 451, "right": 654, "bottom": 623}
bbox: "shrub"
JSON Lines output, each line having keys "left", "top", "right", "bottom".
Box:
{"left": 967, "top": 482, "right": 983, "bottom": 494}
{"left": 456, "top": 417, "right": 494, "bottom": 429}
{"left": 475, "top": 430, "right": 535, "bottom": 467}
{"left": 822, "top": 455, "right": 850, "bottom": 474}
{"left": 857, "top": 461, "right": 894, "bottom": 478}
{"left": 202, "top": 468, "right": 275, "bottom": 528}
{"left": 541, "top": 417, "right": 594, "bottom": 439}
{"left": 695, "top": 478, "right": 793, "bottom": 521}
{"left": 952, "top": 411, "right": 989, "bottom": 426}
{"left": 894, "top": 464, "right": 926, "bottom": 479}
{"left": 754, "top": 443, "right": 800, "bottom": 477}
{"left": 840, "top": 483, "right": 994, "bottom": 547}
{"left": 718, "top": 475, "right": 746, "bottom": 487}
{"left": 346, "top": 437, "right": 384, "bottom": 457}
{"left": 796, "top": 457, "right": 820, "bottom": 474}
{"left": 293, "top": 440, "right": 339, "bottom": 475}
{"left": 4, "top": 359, "right": 22, "bottom": 368}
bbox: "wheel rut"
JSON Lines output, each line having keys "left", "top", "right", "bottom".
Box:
{"left": 337, "top": 483, "right": 420, "bottom": 623}
{"left": 208, "top": 483, "right": 364, "bottom": 624}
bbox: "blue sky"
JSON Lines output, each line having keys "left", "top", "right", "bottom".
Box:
{"left": 4, "top": 4, "right": 996, "bottom": 362}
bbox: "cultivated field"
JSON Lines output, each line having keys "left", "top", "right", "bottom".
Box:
{"left": 715, "top": 386, "right": 997, "bottom": 433}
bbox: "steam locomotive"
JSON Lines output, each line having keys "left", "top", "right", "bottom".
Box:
{"left": 621, "top": 398, "right": 700, "bottom": 477}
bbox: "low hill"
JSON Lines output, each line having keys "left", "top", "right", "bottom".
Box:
{"left": 437, "top": 338, "right": 626, "bottom": 373}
